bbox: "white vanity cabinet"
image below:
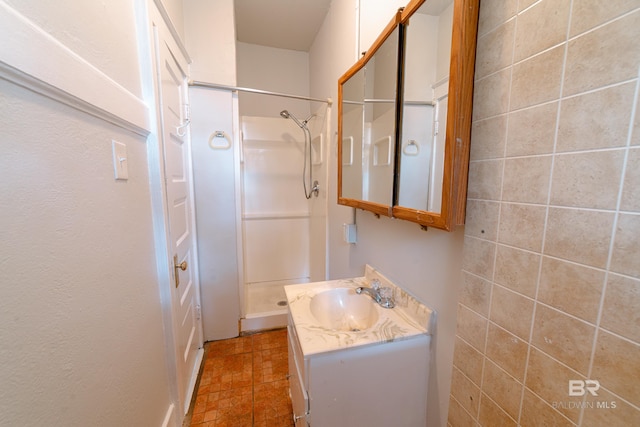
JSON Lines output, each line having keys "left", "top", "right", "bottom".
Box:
{"left": 284, "top": 268, "right": 435, "bottom": 426}
{"left": 287, "top": 315, "right": 431, "bottom": 426}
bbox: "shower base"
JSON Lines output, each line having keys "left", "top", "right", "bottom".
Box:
{"left": 240, "top": 281, "right": 293, "bottom": 333}
{"left": 240, "top": 310, "right": 288, "bottom": 333}
{"left": 246, "top": 281, "right": 289, "bottom": 313}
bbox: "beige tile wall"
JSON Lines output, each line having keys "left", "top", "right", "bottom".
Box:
{"left": 449, "top": 0, "right": 640, "bottom": 425}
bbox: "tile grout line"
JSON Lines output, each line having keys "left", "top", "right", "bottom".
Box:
{"left": 187, "top": 329, "right": 291, "bottom": 426}
{"left": 251, "top": 334, "right": 256, "bottom": 427}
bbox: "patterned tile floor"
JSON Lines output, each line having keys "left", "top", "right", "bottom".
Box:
{"left": 187, "top": 328, "right": 294, "bottom": 427}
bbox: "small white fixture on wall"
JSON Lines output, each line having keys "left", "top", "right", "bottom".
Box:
{"left": 373, "top": 136, "right": 391, "bottom": 166}
{"left": 343, "top": 223, "right": 357, "bottom": 244}
{"left": 112, "top": 140, "right": 128, "bottom": 180}
{"left": 208, "top": 130, "right": 232, "bottom": 149}
{"left": 342, "top": 136, "right": 353, "bottom": 166}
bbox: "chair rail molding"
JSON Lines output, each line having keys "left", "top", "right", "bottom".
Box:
{"left": 0, "top": 0, "right": 150, "bottom": 136}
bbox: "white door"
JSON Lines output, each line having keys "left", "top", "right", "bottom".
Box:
{"left": 157, "top": 37, "right": 203, "bottom": 414}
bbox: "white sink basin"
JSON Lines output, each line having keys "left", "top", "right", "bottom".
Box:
{"left": 309, "top": 287, "right": 379, "bottom": 331}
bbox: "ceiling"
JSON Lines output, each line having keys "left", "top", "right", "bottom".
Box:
{"left": 234, "top": 0, "right": 453, "bottom": 51}
{"left": 234, "top": 0, "right": 332, "bottom": 52}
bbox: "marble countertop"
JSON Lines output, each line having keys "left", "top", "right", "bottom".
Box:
{"left": 284, "top": 266, "right": 434, "bottom": 356}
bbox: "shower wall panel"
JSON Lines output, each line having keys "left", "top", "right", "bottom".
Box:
{"left": 243, "top": 218, "right": 310, "bottom": 283}
{"left": 241, "top": 116, "right": 312, "bottom": 289}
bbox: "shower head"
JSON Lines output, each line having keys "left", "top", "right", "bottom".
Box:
{"left": 279, "top": 110, "right": 318, "bottom": 199}
{"left": 279, "top": 109, "right": 305, "bottom": 128}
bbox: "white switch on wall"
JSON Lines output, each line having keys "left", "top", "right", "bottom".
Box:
{"left": 112, "top": 140, "right": 128, "bottom": 180}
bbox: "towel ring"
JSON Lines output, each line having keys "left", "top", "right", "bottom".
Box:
{"left": 208, "top": 130, "right": 232, "bottom": 150}
{"left": 403, "top": 140, "right": 420, "bottom": 156}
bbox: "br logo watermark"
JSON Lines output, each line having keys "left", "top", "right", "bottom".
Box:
{"left": 569, "top": 380, "right": 600, "bottom": 396}
{"left": 552, "top": 380, "right": 617, "bottom": 410}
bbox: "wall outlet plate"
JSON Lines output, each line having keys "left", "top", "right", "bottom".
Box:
{"left": 343, "top": 223, "right": 357, "bottom": 244}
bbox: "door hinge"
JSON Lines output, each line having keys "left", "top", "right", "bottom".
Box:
{"left": 196, "top": 304, "right": 201, "bottom": 320}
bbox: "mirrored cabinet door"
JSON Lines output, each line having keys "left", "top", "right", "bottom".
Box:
{"left": 340, "top": 65, "right": 366, "bottom": 202}
{"left": 338, "top": 12, "right": 402, "bottom": 217}
{"left": 337, "top": 0, "right": 479, "bottom": 231}
{"left": 363, "top": 24, "right": 400, "bottom": 207}
{"left": 393, "top": 0, "right": 479, "bottom": 230}
{"left": 397, "top": 0, "right": 454, "bottom": 213}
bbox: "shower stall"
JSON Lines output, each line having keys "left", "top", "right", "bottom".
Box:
{"left": 239, "top": 102, "right": 328, "bottom": 332}
{"left": 187, "top": 82, "right": 330, "bottom": 339}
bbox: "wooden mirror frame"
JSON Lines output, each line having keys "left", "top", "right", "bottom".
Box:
{"left": 392, "top": 0, "right": 480, "bottom": 231}
{"left": 337, "top": 11, "right": 402, "bottom": 218}
{"left": 337, "top": 0, "right": 479, "bottom": 231}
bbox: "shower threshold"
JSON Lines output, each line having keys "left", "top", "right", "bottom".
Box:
{"left": 240, "top": 309, "right": 288, "bottom": 334}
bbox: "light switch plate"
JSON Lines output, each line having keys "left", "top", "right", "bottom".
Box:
{"left": 112, "top": 140, "right": 128, "bottom": 180}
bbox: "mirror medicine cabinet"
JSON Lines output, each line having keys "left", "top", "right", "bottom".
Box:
{"left": 338, "top": 0, "right": 480, "bottom": 231}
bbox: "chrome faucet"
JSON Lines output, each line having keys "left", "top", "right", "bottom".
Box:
{"left": 356, "top": 279, "right": 395, "bottom": 309}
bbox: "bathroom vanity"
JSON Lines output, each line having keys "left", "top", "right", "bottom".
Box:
{"left": 284, "top": 266, "right": 434, "bottom": 426}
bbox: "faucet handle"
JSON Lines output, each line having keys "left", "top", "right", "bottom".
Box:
{"left": 379, "top": 286, "right": 393, "bottom": 300}
{"left": 371, "top": 278, "right": 381, "bottom": 290}
{"left": 378, "top": 287, "right": 395, "bottom": 308}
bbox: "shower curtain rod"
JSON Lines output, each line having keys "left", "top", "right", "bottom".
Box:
{"left": 341, "top": 99, "right": 434, "bottom": 106}
{"left": 189, "top": 80, "right": 332, "bottom": 105}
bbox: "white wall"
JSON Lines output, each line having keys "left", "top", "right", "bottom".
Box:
{"left": 310, "top": 1, "right": 464, "bottom": 426}
{"left": 0, "top": 82, "right": 172, "bottom": 426}
{"left": 306, "top": 0, "right": 359, "bottom": 282}
{"left": 359, "top": 0, "right": 406, "bottom": 54}
{"left": 160, "top": 0, "right": 185, "bottom": 42}
{"left": 4, "top": 0, "right": 143, "bottom": 97}
{"left": 404, "top": 14, "right": 439, "bottom": 101}
{"left": 435, "top": 2, "right": 453, "bottom": 82}
{"left": 189, "top": 87, "right": 240, "bottom": 341}
{"left": 0, "top": 1, "right": 177, "bottom": 425}
{"left": 309, "top": 0, "right": 360, "bottom": 281}
{"left": 183, "top": 0, "right": 236, "bottom": 85}
{"left": 236, "top": 42, "right": 311, "bottom": 118}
